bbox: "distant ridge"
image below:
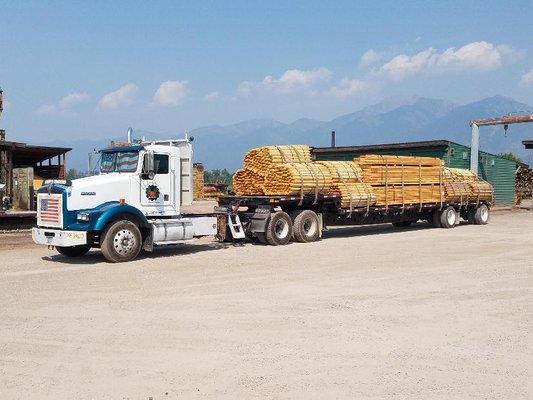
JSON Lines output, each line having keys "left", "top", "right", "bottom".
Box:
{"left": 51, "top": 95, "right": 533, "bottom": 171}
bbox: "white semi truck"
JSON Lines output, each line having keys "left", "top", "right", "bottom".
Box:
{"left": 32, "top": 136, "right": 244, "bottom": 262}
{"left": 33, "top": 133, "right": 491, "bottom": 262}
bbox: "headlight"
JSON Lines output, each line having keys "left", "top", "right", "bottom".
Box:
{"left": 77, "top": 212, "right": 90, "bottom": 222}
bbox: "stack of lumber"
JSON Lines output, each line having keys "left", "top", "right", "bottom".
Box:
{"left": 233, "top": 169, "right": 264, "bottom": 195}
{"left": 263, "top": 162, "right": 332, "bottom": 195}
{"left": 234, "top": 145, "right": 329, "bottom": 196}
{"left": 202, "top": 185, "right": 224, "bottom": 199}
{"left": 193, "top": 163, "right": 204, "bottom": 200}
{"left": 516, "top": 166, "right": 533, "bottom": 204}
{"left": 356, "top": 155, "right": 444, "bottom": 206}
{"left": 243, "top": 145, "right": 311, "bottom": 173}
{"left": 318, "top": 161, "right": 375, "bottom": 208}
{"left": 443, "top": 167, "right": 493, "bottom": 200}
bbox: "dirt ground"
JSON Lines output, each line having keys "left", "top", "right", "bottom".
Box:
{"left": 0, "top": 211, "right": 531, "bottom": 399}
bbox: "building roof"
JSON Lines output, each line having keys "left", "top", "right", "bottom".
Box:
{"left": 523, "top": 140, "right": 533, "bottom": 149}
{"left": 0, "top": 140, "right": 71, "bottom": 166}
{"left": 312, "top": 139, "right": 452, "bottom": 153}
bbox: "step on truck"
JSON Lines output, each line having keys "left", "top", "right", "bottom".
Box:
{"left": 33, "top": 133, "right": 491, "bottom": 262}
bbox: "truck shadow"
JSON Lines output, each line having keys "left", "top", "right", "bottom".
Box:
{"left": 42, "top": 242, "right": 231, "bottom": 264}
{"left": 322, "top": 221, "right": 442, "bottom": 239}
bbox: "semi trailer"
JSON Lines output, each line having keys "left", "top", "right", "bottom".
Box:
{"left": 32, "top": 135, "right": 491, "bottom": 262}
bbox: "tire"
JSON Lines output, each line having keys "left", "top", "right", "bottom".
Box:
{"left": 392, "top": 220, "right": 414, "bottom": 228}
{"left": 292, "top": 210, "right": 320, "bottom": 243}
{"left": 474, "top": 204, "right": 490, "bottom": 225}
{"left": 265, "top": 211, "right": 292, "bottom": 246}
{"left": 431, "top": 210, "right": 442, "bottom": 228}
{"left": 100, "top": 220, "right": 142, "bottom": 262}
{"left": 56, "top": 245, "right": 91, "bottom": 257}
{"left": 439, "top": 206, "right": 457, "bottom": 229}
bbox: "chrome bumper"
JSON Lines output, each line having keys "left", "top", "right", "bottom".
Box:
{"left": 32, "top": 228, "right": 88, "bottom": 247}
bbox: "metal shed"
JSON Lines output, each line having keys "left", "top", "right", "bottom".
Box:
{"left": 313, "top": 140, "right": 517, "bottom": 205}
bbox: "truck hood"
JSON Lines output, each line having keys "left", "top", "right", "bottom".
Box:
{"left": 68, "top": 173, "right": 135, "bottom": 211}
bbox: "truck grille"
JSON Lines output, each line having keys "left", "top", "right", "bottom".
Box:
{"left": 37, "top": 193, "right": 63, "bottom": 228}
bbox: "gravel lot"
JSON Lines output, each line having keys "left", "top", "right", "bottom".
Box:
{"left": 0, "top": 211, "right": 531, "bottom": 399}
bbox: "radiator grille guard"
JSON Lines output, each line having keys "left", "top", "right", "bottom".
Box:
{"left": 37, "top": 193, "right": 63, "bottom": 228}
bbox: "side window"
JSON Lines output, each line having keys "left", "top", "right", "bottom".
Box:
{"left": 154, "top": 154, "right": 169, "bottom": 174}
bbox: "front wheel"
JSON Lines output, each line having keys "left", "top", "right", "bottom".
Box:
{"left": 101, "top": 220, "right": 142, "bottom": 263}
{"left": 56, "top": 245, "right": 91, "bottom": 258}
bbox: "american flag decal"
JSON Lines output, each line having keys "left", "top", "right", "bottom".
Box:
{"left": 37, "top": 194, "right": 63, "bottom": 228}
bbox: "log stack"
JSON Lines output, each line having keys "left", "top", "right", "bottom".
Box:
{"left": 263, "top": 162, "right": 332, "bottom": 195}
{"left": 443, "top": 167, "right": 493, "bottom": 201}
{"left": 318, "top": 161, "right": 375, "bottom": 208}
{"left": 193, "top": 163, "right": 204, "bottom": 200}
{"left": 233, "top": 169, "right": 265, "bottom": 196}
{"left": 516, "top": 166, "right": 532, "bottom": 204}
{"left": 243, "top": 145, "right": 312, "bottom": 173}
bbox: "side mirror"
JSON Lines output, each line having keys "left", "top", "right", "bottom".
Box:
{"left": 144, "top": 151, "right": 155, "bottom": 179}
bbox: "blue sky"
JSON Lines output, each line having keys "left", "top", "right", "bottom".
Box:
{"left": 1, "top": 0, "right": 532, "bottom": 143}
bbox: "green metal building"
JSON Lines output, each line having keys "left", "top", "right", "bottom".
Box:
{"left": 313, "top": 140, "right": 517, "bottom": 205}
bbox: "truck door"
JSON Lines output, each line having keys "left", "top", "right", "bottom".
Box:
{"left": 140, "top": 153, "right": 175, "bottom": 212}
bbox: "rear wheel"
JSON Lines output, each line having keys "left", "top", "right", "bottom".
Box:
{"left": 474, "top": 204, "right": 490, "bottom": 225}
{"left": 265, "top": 211, "right": 292, "bottom": 246}
{"left": 292, "top": 210, "right": 320, "bottom": 243}
{"left": 101, "top": 220, "right": 142, "bottom": 262}
{"left": 440, "top": 206, "right": 457, "bottom": 229}
{"left": 56, "top": 245, "right": 91, "bottom": 257}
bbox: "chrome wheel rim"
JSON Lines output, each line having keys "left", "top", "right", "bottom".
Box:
{"left": 303, "top": 218, "right": 317, "bottom": 236}
{"left": 447, "top": 210, "right": 456, "bottom": 225}
{"left": 480, "top": 207, "right": 488, "bottom": 222}
{"left": 113, "top": 229, "right": 136, "bottom": 255}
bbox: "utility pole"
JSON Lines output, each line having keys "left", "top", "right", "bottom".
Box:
{"left": 469, "top": 114, "right": 533, "bottom": 174}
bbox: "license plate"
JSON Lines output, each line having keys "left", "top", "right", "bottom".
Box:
{"left": 46, "top": 236, "right": 54, "bottom": 244}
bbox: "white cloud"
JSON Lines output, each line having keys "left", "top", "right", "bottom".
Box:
{"left": 97, "top": 83, "right": 138, "bottom": 110}
{"left": 328, "top": 78, "right": 371, "bottom": 98}
{"left": 36, "top": 91, "right": 89, "bottom": 115}
{"left": 378, "top": 41, "right": 515, "bottom": 81}
{"left": 238, "top": 67, "right": 332, "bottom": 95}
{"left": 379, "top": 48, "right": 436, "bottom": 81}
{"left": 36, "top": 104, "right": 57, "bottom": 115}
{"left": 58, "top": 92, "right": 89, "bottom": 108}
{"left": 204, "top": 91, "right": 220, "bottom": 102}
{"left": 153, "top": 80, "right": 188, "bottom": 107}
{"left": 520, "top": 69, "right": 533, "bottom": 86}
{"left": 360, "top": 49, "right": 383, "bottom": 67}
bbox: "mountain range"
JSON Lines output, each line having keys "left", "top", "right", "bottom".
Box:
{"left": 53, "top": 95, "right": 533, "bottom": 172}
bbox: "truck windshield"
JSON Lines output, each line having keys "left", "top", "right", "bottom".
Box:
{"left": 100, "top": 151, "right": 139, "bottom": 173}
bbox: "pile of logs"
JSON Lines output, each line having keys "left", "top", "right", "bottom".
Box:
{"left": 232, "top": 145, "right": 494, "bottom": 208}
{"left": 193, "top": 163, "right": 204, "bottom": 200}
{"left": 263, "top": 162, "right": 332, "bottom": 195}
{"left": 233, "top": 169, "right": 265, "bottom": 196}
{"left": 243, "top": 145, "right": 311, "bottom": 173}
{"left": 443, "top": 167, "right": 492, "bottom": 201}
{"left": 516, "top": 166, "right": 533, "bottom": 204}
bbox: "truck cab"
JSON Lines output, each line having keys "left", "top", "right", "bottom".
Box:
{"left": 32, "top": 137, "right": 231, "bottom": 262}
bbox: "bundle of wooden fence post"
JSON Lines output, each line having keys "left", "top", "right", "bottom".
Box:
{"left": 516, "top": 166, "right": 533, "bottom": 204}
{"left": 193, "top": 163, "right": 204, "bottom": 200}
{"left": 318, "top": 161, "right": 375, "bottom": 208}
{"left": 443, "top": 167, "right": 493, "bottom": 201}
{"left": 233, "top": 169, "right": 265, "bottom": 195}
{"left": 263, "top": 162, "right": 332, "bottom": 196}
{"left": 243, "top": 145, "right": 312, "bottom": 173}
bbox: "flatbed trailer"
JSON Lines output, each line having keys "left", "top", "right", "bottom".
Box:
{"left": 217, "top": 194, "right": 491, "bottom": 245}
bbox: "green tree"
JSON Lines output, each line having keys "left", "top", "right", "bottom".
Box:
{"left": 498, "top": 152, "right": 522, "bottom": 164}
{"left": 204, "top": 169, "right": 233, "bottom": 186}
{"left": 66, "top": 169, "right": 84, "bottom": 185}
